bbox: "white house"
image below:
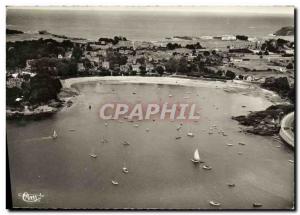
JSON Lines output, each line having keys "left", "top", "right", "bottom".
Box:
{"left": 132, "top": 64, "right": 141, "bottom": 73}
{"left": 77, "top": 63, "right": 85, "bottom": 72}
{"left": 221, "top": 35, "right": 236, "bottom": 41}
{"left": 102, "top": 61, "right": 110, "bottom": 69}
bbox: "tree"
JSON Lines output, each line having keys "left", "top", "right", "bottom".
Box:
{"left": 165, "top": 57, "right": 179, "bottom": 74}
{"left": 136, "top": 57, "right": 146, "bottom": 65}
{"left": 286, "top": 63, "right": 293, "bottom": 69}
{"left": 155, "top": 66, "right": 165, "bottom": 76}
{"left": 203, "top": 51, "right": 210, "bottom": 57}
{"left": 139, "top": 66, "right": 146, "bottom": 76}
{"left": 225, "top": 70, "right": 236, "bottom": 79}
{"left": 178, "top": 57, "right": 189, "bottom": 74}
{"left": 72, "top": 44, "right": 83, "bottom": 61}
{"left": 166, "top": 43, "right": 181, "bottom": 50}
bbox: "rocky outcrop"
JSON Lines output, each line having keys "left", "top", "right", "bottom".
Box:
{"left": 6, "top": 29, "right": 23, "bottom": 35}
{"left": 6, "top": 105, "right": 58, "bottom": 120}
{"left": 225, "top": 70, "right": 236, "bottom": 79}
{"left": 261, "top": 77, "right": 290, "bottom": 98}
{"left": 274, "top": 26, "right": 294, "bottom": 36}
{"left": 232, "top": 104, "right": 294, "bottom": 136}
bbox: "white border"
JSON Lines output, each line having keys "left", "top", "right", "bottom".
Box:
{"left": 1, "top": 0, "right": 299, "bottom": 214}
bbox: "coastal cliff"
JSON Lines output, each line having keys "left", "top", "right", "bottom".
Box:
{"left": 274, "top": 26, "right": 294, "bottom": 36}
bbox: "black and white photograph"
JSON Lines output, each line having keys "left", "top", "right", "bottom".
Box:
{"left": 5, "top": 5, "right": 295, "bottom": 210}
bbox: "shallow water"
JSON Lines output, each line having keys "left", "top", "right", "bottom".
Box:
{"left": 7, "top": 81, "right": 294, "bottom": 209}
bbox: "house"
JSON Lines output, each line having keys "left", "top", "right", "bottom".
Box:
{"left": 6, "top": 77, "right": 24, "bottom": 88}
{"left": 283, "top": 49, "right": 294, "bottom": 56}
{"left": 65, "top": 51, "right": 72, "bottom": 59}
{"left": 200, "top": 36, "right": 213, "bottom": 40}
{"left": 120, "top": 64, "right": 130, "bottom": 73}
{"left": 132, "top": 64, "right": 141, "bottom": 73}
{"left": 77, "top": 63, "right": 85, "bottom": 72}
{"left": 102, "top": 61, "right": 110, "bottom": 69}
{"left": 146, "top": 63, "right": 154, "bottom": 72}
{"left": 25, "top": 59, "right": 35, "bottom": 71}
{"left": 98, "top": 50, "right": 107, "bottom": 57}
{"left": 221, "top": 35, "right": 236, "bottom": 41}
{"left": 113, "top": 64, "right": 120, "bottom": 71}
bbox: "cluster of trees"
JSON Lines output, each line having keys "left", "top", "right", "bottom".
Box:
{"left": 185, "top": 42, "right": 204, "bottom": 50}
{"left": 27, "top": 57, "right": 78, "bottom": 77}
{"left": 6, "top": 39, "right": 74, "bottom": 69}
{"left": 166, "top": 43, "right": 182, "bottom": 50}
{"left": 236, "top": 35, "right": 248, "bottom": 41}
{"left": 261, "top": 38, "right": 294, "bottom": 53}
{"left": 106, "top": 50, "right": 128, "bottom": 66}
{"left": 163, "top": 50, "right": 232, "bottom": 79}
{"left": 97, "top": 36, "right": 127, "bottom": 45}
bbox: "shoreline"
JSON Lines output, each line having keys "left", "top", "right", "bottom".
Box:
{"left": 6, "top": 76, "right": 285, "bottom": 120}
{"left": 62, "top": 76, "right": 282, "bottom": 101}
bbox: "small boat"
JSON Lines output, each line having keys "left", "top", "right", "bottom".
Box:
{"left": 191, "top": 149, "right": 201, "bottom": 163}
{"left": 112, "top": 180, "right": 119, "bottom": 185}
{"left": 89, "top": 153, "right": 97, "bottom": 158}
{"left": 202, "top": 165, "right": 212, "bottom": 170}
{"left": 187, "top": 132, "right": 194, "bottom": 137}
{"left": 52, "top": 130, "right": 58, "bottom": 139}
{"left": 176, "top": 126, "right": 182, "bottom": 131}
{"left": 209, "top": 201, "right": 221, "bottom": 207}
{"left": 253, "top": 203, "right": 263, "bottom": 207}
{"left": 122, "top": 167, "right": 129, "bottom": 174}
{"left": 100, "top": 137, "right": 108, "bottom": 144}
{"left": 123, "top": 141, "right": 130, "bottom": 146}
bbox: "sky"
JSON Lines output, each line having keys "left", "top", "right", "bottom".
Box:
{"left": 7, "top": 6, "right": 294, "bottom": 15}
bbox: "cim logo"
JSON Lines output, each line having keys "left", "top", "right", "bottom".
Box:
{"left": 18, "top": 192, "right": 44, "bottom": 203}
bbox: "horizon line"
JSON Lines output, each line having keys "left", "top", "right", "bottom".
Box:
{"left": 6, "top": 6, "right": 294, "bottom": 16}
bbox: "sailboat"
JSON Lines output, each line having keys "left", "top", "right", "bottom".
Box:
{"left": 122, "top": 167, "right": 129, "bottom": 174}
{"left": 191, "top": 149, "right": 201, "bottom": 163}
{"left": 52, "top": 130, "right": 58, "bottom": 139}
{"left": 112, "top": 180, "right": 119, "bottom": 185}
{"left": 89, "top": 153, "right": 97, "bottom": 158}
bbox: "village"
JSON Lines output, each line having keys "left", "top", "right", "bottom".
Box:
{"left": 7, "top": 31, "right": 294, "bottom": 84}
{"left": 6, "top": 30, "right": 295, "bottom": 120}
